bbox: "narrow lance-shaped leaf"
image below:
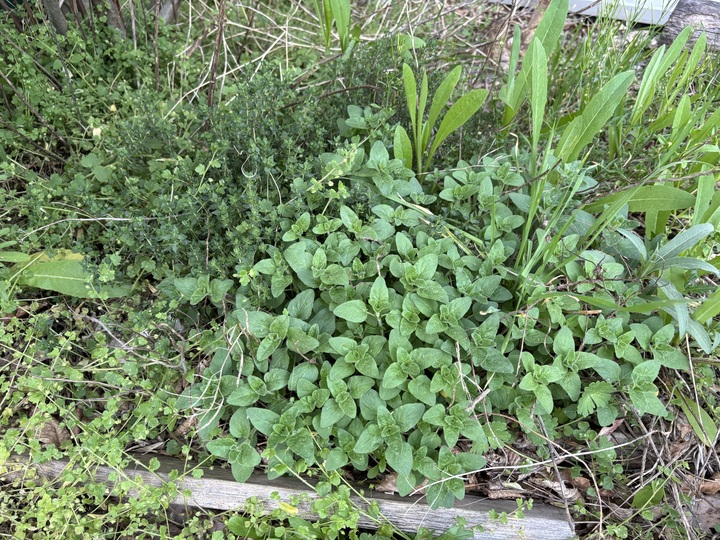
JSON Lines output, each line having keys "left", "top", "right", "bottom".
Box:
{"left": 427, "top": 89, "right": 488, "bottom": 166}
{"left": 423, "top": 65, "right": 462, "bottom": 150}
{"left": 330, "top": 0, "right": 351, "bottom": 51}
{"left": 584, "top": 185, "right": 696, "bottom": 214}
{"left": 502, "top": 0, "right": 568, "bottom": 124}
{"left": 394, "top": 125, "right": 413, "bottom": 170}
{"left": 657, "top": 223, "right": 713, "bottom": 260}
{"left": 530, "top": 39, "right": 548, "bottom": 162}
{"left": 403, "top": 64, "right": 418, "bottom": 134}
{"left": 630, "top": 45, "right": 666, "bottom": 126}
{"left": 555, "top": 71, "right": 634, "bottom": 163}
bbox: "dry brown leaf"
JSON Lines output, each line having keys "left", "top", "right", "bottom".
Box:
{"left": 693, "top": 494, "right": 720, "bottom": 529}
{"left": 172, "top": 416, "right": 196, "bottom": 437}
{"left": 700, "top": 473, "right": 720, "bottom": 495}
{"left": 532, "top": 477, "right": 581, "bottom": 503}
{"left": 36, "top": 418, "right": 71, "bottom": 449}
{"left": 598, "top": 418, "right": 624, "bottom": 438}
{"left": 374, "top": 473, "right": 398, "bottom": 494}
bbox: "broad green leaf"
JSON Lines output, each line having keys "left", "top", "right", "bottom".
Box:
{"left": 629, "top": 381, "right": 667, "bottom": 417}
{"left": 320, "top": 399, "right": 346, "bottom": 428}
{"left": 369, "top": 276, "right": 389, "bottom": 312}
{"left": 287, "top": 290, "right": 315, "bottom": 320}
{"left": 382, "top": 363, "right": 407, "bottom": 389}
{"left": 18, "top": 259, "right": 130, "bottom": 298}
{"left": 354, "top": 424, "right": 383, "bottom": 453}
{"left": 427, "top": 89, "right": 488, "bottom": 165}
{"left": 414, "top": 254, "right": 438, "bottom": 280}
{"left": 0, "top": 251, "right": 30, "bottom": 263}
{"left": 325, "top": 448, "right": 348, "bottom": 471}
{"left": 386, "top": 436, "right": 413, "bottom": 476}
{"left": 393, "top": 402, "right": 425, "bottom": 432}
{"left": 631, "top": 482, "right": 665, "bottom": 509}
{"left": 555, "top": 71, "right": 633, "bottom": 163}
{"left": 333, "top": 299, "right": 368, "bottom": 324}
{"left": 409, "top": 376, "right": 436, "bottom": 406}
{"left": 206, "top": 437, "right": 235, "bottom": 459}
{"left": 247, "top": 408, "right": 280, "bottom": 436}
{"left": 230, "top": 450, "right": 260, "bottom": 483}
{"left": 632, "top": 360, "right": 662, "bottom": 383}
{"left": 329, "top": 336, "right": 356, "bottom": 355}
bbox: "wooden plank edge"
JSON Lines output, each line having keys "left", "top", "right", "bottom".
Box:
{"left": 3, "top": 453, "right": 575, "bottom": 540}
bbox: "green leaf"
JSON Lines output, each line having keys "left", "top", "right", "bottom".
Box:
{"left": 354, "top": 424, "right": 383, "bottom": 453}
{"left": 227, "top": 384, "right": 258, "bottom": 407}
{"left": 393, "top": 125, "right": 413, "bottom": 170}
{"left": 386, "top": 436, "right": 413, "bottom": 476}
{"left": 325, "top": 448, "right": 348, "bottom": 471}
{"left": 206, "top": 437, "right": 235, "bottom": 459}
{"left": 230, "top": 443, "right": 261, "bottom": 483}
{"left": 631, "top": 482, "right": 665, "bottom": 509}
{"left": 393, "top": 403, "right": 425, "bottom": 432}
{"left": 256, "top": 336, "right": 281, "bottom": 361}
{"left": 530, "top": 39, "right": 548, "bottom": 156}
{"left": 425, "top": 65, "right": 462, "bottom": 147}
{"left": 18, "top": 258, "right": 130, "bottom": 299}
{"left": 427, "top": 89, "right": 488, "bottom": 166}
{"left": 534, "top": 384, "right": 554, "bottom": 414}
{"left": 552, "top": 326, "right": 575, "bottom": 356}
{"left": 403, "top": 64, "right": 418, "bottom": 133}
{"left": 247, "top": 408, "right": 280, "bottom": 436}
{"left": 253, "top": 259, "right": 276, "bottom": 275}
{"left": 329, "top": 336, "right": 356, "bottom": 355}
{"left": 694, "top": 287, "right": 720, "bottom": 325}
{"left": 629, "top": 381, "right": 667, "bottom": 417}
{"left": 674, "top": 389, "right": 718, "bottom": 447}
{"left": 555, "top": 71, "right": 633, "bottom": 163}
{"left": 333, "top": 299, "right": 368, "bottom": 324}
{"left": 382, "top": 363, "right": 407, "bottom": 389}
{"left": 320, "top": 399, "right": 346, "bottom": 428}
{"left": 287, "top": 290, "right": 315, "bottom": 320}
{"left": 408, "top": 376, "right": 436, "bottom": 406}
{"left": 422, "top": 404, "right": 445, "bottom": 426}
{"left": 336, "top": 391, "right": 357, "bottom": 418}
{"left": 416, "top": 281, "right": 448, "bottom": 303}
{"left": 414, "top": 254, "right": 438, "bottom": 280}
{"left": 369, "top": 276, "right": 390, "bottom": 313}
{"left": 0, "top": 251, "right": 30, "bottom": 263}
{"left": 209, "top": 279, "right": 234, "bottom": 304}
{"left": 585, "top": 185, "right": 696, "bottom": 214}
{"left": 657, "top": 224, "right": 714, "bottom": 260}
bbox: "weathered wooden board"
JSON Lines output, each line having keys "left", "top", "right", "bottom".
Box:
{"left": 8, "top": 454, "right": 575, "bottom": 539}
{"left": 659, "top": 0, "right": 720, "bottom": 49}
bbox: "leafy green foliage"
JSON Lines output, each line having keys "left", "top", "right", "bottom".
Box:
{"left": 396, "top": 64, "right": 487, "bottom": 174}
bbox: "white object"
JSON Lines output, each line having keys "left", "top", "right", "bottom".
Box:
{"left": 502, "top": 0, "right": 680, "bottom": 25}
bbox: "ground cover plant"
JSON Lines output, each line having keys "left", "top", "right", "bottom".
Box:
{"left": 1, "top": 0, "right": 720, "bottom": 538}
